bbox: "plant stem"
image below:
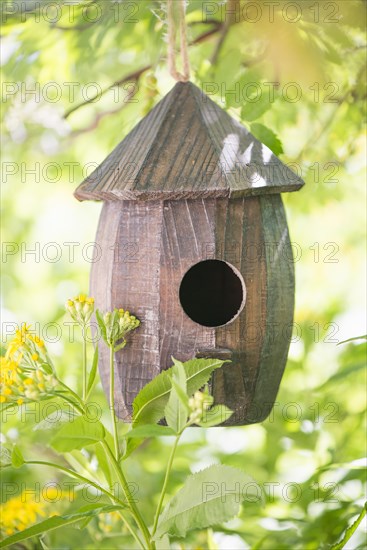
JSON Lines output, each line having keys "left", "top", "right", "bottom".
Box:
{"left": 54, "top": 391, "right": 84, "bottom": 415}
{"left": 102, "top": 441, "right": 153, "bottom": 549}
{"left": 24, "top": 459, "right": 144, "bottom": 548}
{"left": 117, "top": 510, "right": 145, "bottom": 550}
{"left": 24, "top": 460, "right": 124, "bottom": 507}
{"left": 57, "top": 380, "right": 85, "bottom": 411}
{"left": 109, "top": 345, "right": 119, "bottom": 460}
{"left": 82, "top": 325, "right": 87, "bottom": 401}
{"left": 152, "top": 434, "right": 181, "bottom": 537}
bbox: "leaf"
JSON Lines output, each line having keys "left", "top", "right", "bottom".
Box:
{"left": 132, "top": 358, "right": 228, "bottom": 427}
{"left": 155, "top": 534, "right": 171, "bottom": 549}
{"left": 184, "top": 358, "right": 229, "bottom": 398}
{"left": 241, "top": 94, "right": 272, "bottom": 122}
{"left": 87, "top": 346, "right": 99, "bottom": 395}
{"left": 153, "top": 465, "right": 262, "bottom": 539}
{"left": 95, "top": 310, "right": 107, "bottom": 342}
{"left": 34, "top": 409, "right": 77, "bottom": 431}
{"left": 11, "top": 445, "right": 24, "bottom": 469}
{"left": 131, "top": 368, "right": 171, "bottom": 426}
{"left": 337, "top": 335, "right": 367, "bottom": 345}
{"left": 330, "top": 502, "right": 366, "bottom": 550}
{"left": 165, "top": 361, "right": 188, "bottom": 433}
{"left": 317, "top": 363, "right": 366, "bottom": 389}
{"left": 171, "top": 380, "right": 190, "bottom": 409}
{"left": 124, "top": 425, "right": 176, "bottom": 439}
{"left": 197, "top": 405, "right": 233, "bottom": 427}
{"left": 0, "top": 446, "right": 11, "bottom": 465}
{"left": 250, "top": 123, "right": 284, "bottom": 156}
{"left": 0, "top": 505, "right": 123, "bottom": 549}
{"left": 50, "top": 416, "right": 105, "bottom": 453}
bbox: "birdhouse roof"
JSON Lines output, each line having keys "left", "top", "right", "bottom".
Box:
{"left": 74, "top": 82, "right": 304, "bottom": 201}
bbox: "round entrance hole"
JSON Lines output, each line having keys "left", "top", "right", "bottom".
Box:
{"left": 179, "top": 260, "right": 246, "bottom": 328}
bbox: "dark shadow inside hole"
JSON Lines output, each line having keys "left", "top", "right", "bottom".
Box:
{"left": 179, "top": 260, "right": 244, "bottom": 327}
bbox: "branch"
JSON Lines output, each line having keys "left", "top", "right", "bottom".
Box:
{"left": 64, "top": 65, "right": 149, "bottom": 119}
{"left": 210, "top": 0, "right": 239, "bottom": 65}
{"left": 63, "top": 23, "right": 223, "bottom": 120}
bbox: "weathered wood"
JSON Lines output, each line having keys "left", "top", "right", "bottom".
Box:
{"left": 91, "top": 196, "right": 295, "bottom": 425}
{"left": 75, "top": 82, "right": 304, "bottom": 202}
{"left": 80, "top": 80, "right": 304, "bottom": 425}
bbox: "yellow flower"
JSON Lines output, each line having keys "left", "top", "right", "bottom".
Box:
{"left": 66, "top": 293, "right": 95, "bottom": 325}
{"left": 0, "top": 357, "right": 19, "bottom": 383}
{"left": 5, "top": 324, "right": 31, "bottom": 358}
{"left": 0, "top": 493, "right": 46, "bottom": 536}
{"left": 1, "top": 326, "right": 55, "bottom": 407}
{"left": 30, "top": 335, "right": 45, "bottom": 348}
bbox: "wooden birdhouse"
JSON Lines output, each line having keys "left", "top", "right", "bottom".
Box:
{"left": 74, "top": 82, "right": 304, "bottom": 425}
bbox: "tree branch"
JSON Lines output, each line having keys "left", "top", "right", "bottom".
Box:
{"left": 64, "top": 22, "right": 223, "bottom": 120}
{"left": 210, "top": 0, "right": 239, "bottom": 65}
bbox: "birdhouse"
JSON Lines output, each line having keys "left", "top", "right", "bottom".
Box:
{"left": 74, "top": 82, "right": 304, "bottom": 425}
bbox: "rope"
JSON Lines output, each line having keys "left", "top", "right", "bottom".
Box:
{"left": 167, "top": 0, "right": 190, "bottom": 82}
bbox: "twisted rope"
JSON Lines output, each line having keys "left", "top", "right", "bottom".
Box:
{"left": 167, "top": 0, "right": 190, "bottom": 82}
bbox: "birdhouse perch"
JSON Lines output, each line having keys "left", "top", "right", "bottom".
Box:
{"left": 74, "top": 81, "right": 304, "bottom": 425}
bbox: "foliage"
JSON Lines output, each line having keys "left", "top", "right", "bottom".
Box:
{"left": 1, "top": 301, "right": 250, "bottom": 548}
{"left": 1, "top": 0, "right": 366, "bottom": 548}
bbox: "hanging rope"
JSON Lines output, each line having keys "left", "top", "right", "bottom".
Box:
{"left": 167, "top": 0, "right": 190, "bottom": 82}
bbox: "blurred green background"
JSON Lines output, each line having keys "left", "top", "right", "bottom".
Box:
{"left": 1, "top": 1, "right": 366, "bottom": 548}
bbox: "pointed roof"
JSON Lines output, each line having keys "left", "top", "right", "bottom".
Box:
{"left": 74, "top": 82, "right": 304, "bottom": 201}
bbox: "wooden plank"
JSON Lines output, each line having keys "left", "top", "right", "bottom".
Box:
{"left": 89, "top": 201, "right": 121, "bottom": 415}
{"left": 251, "top": 194, "right": 295, "bottom": 422}
{"left": 74, "top": 82, "right": 305, "bottom": 201}
{"left": 159, "top": 199, "right": 216, "bottom": 369}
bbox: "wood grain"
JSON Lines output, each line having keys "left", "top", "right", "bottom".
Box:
{"left": 75, "top": 82, "right": 304, "bottom": 202}
{"left": 83, "top": 80, "right": 302, "bottom": 424}
{"left": 91, "top": 196, "right": 295, "bottom": 425}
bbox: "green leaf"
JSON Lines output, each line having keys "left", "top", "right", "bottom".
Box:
{"left": 131, "top": 369, "right": 171, "bottom": 426}
{"left": 0, "top": 505, "right": 122, "bottom": 549}
{"left": 132, "top": 358, "right": 228, "bottom": 427}
{"left": 50, "top": 416, "right": 105, "bottom": 453}
{"left": 165, "top": 361, "right": 188, "bottom": 433}
{"left": 95, "top": 310, "right": 107, "bottom": 342}
{"left": 0, "top": 445, "right": 11, "bottom": 465}
{"left": 124, "top": 425, "right": 176, "bottom": 439}
{"left": 153, "top": 465, "right": 262, "bottom": 539}
{"left": 155, "top": 534, "right": 171, "bottom": 549}
{"left": 250, "top": 123, "right": 284, "bottom": 156}
{"left": 197, "top": 405, "right": 233, "bottom": 427}
{"left": 87, "top": 346, "right": 99, "bottom": 395}
{"left": 11, "top": 445, "right": 24, "bottom": 469}
{"left": 171, "top": 380, "right": 190, "bottom": 409}
{"left": 241, "top": 94, "right": 272, "bottom": 122}
{"left": 317, "top": 362, "right": 366, "bottom": 389}
{"left": 337, "top": 335, "right": 367, "bottom": 345}
{"left": 185, "top": 358, "right": 229, "bottom": 398}
{"left": 330, "top": 502, "right": 366, "bottom": 550}
{"left": 34, "top": 409, "right": 77, "bottom": 432}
